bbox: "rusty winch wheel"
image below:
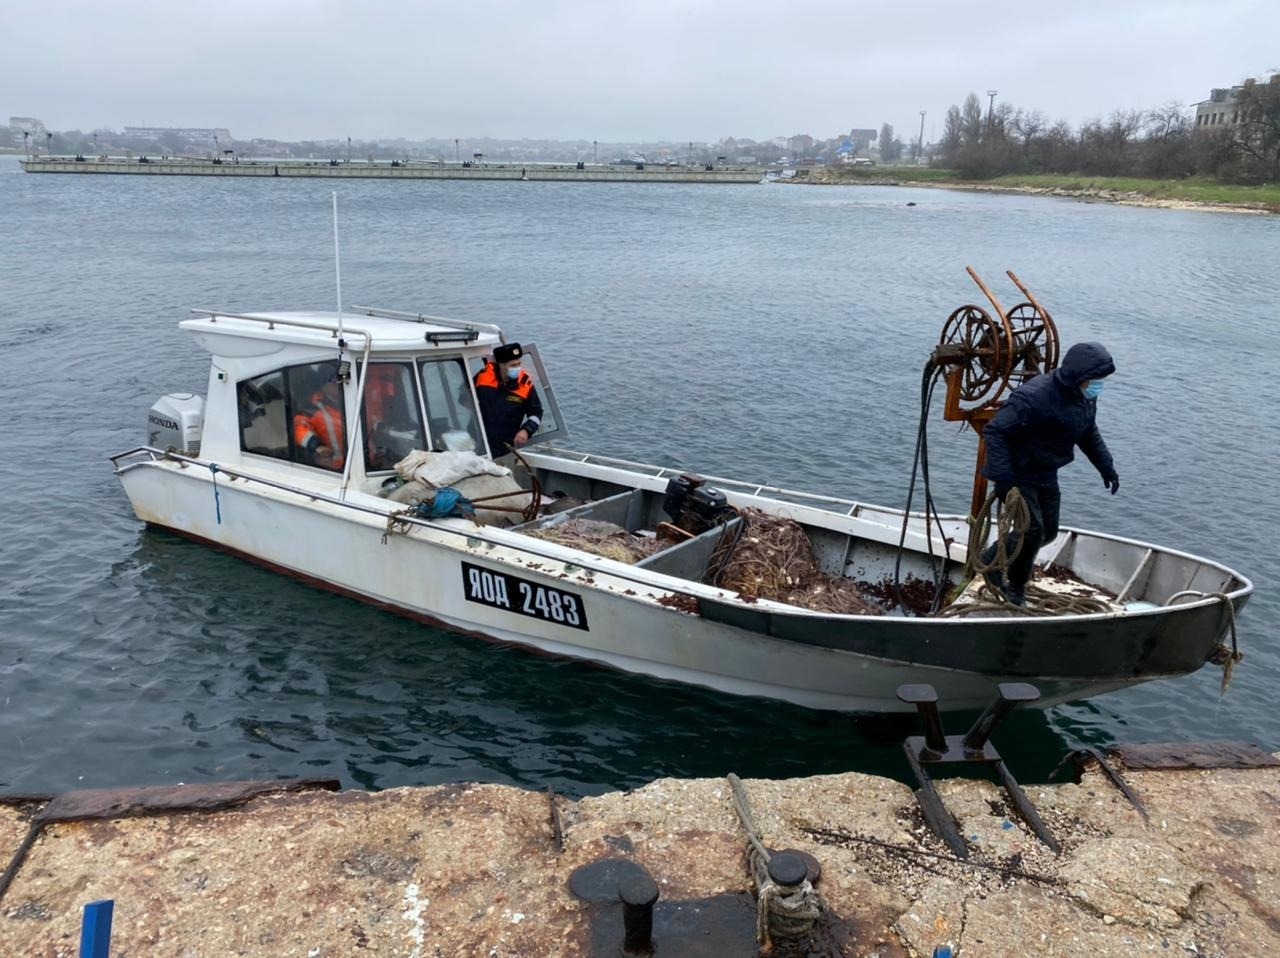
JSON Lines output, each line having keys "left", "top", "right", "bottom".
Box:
{"left": 1005, "top": 301, "right": 1060, "bottom": 384}
{"left": 936, "top": 303, "right": 1011, "bottom": 405}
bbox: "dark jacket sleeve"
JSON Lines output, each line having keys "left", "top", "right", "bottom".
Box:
{"left": 521, "top": 384, "right": 544, "bottom": 435}
{"left": 982, "top": 394, "right": 1031, "bottom": 482}
{"left": 1077, "top": 421, "right": 1116, "bottom": 481}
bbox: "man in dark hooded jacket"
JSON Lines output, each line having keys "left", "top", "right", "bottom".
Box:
{"left": 980, "top": 342, "right": 1119, "bottom": 605}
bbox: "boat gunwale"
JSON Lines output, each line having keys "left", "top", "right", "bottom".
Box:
{"left": 111, "top": 445, "right": 1254, "bottom": 623}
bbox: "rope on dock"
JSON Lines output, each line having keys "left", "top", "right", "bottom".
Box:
{"left": 726, "top": 773, "right": 821, "bottom": 949}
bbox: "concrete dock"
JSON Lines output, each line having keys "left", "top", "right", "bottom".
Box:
{"left": 19, "top": 156, "right": 763, "bottom": 184}
{"left": 2, "top": 749, "right": 1277, "bottom": 956}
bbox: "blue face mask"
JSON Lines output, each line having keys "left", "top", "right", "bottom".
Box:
{"left": 506, "top": 366, "right": 521, "bottom": 381}
{"left": 1082, "top": 380, "right": 1104, "bottom": 400}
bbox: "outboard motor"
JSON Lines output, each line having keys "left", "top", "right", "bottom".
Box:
{"left": 148, "top": 393, "right": 204, "bottom": 454}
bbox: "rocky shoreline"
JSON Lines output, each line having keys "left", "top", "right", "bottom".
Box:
{"left": 789, "top": 170, "right": 1277, "bottom": 215}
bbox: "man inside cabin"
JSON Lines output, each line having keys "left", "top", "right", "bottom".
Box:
{"left": 473, "top": 342, "right": 542, "bottom": 463}
{"left": 979, "top": 342, "right": 1119, "bottom": 607}
{"left": 293, "top": 368, "right": 347, "bottom": 470}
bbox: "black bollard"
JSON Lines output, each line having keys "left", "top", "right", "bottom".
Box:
{"left": 897, "top": 684, "right": 948, "bottom": 756}
{"left": 767, "top": 852, "right": 808, "bottom": 890}
{"left": 619, "top": 872, "right": 659, "bottom": 956}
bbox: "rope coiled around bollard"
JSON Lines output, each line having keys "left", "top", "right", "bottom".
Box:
{"left": 726, "top": 773, "right": 821, "bottom": 949}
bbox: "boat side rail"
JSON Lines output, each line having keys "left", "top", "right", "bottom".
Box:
{"left": 107, "top": 446, "right": 758, "bottom": 608}
{"left": 349, "top": 304, "right": 504, "bottom": 339}
{"left": 189, "top": 309, "right": 375, "bottom": 343}
{"left": 532, "top": 445, "right": 934, "bottom": 524}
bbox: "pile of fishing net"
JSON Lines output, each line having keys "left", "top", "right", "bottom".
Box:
{"left": 707, "top": 508, "right": 884, "bottom": 616}
{"left": 527, "top": 518, "right": 666, "bottom": 565}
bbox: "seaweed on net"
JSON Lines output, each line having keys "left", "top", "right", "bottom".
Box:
{"left": 526, "top": 518, "right": 665, "bottom": 565}
{"left": 708, "top": 508, "right": 883, "bottom": 616}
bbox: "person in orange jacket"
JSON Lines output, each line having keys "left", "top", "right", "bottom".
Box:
{"left": 293, "top": 377, "right": 346, "bottom": 469}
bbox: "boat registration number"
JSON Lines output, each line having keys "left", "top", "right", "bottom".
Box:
{"left": 461, "top": 562, "right": 589, "bottom": 631}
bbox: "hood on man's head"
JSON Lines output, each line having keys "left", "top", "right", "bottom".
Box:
{"left": 493, "top": 342, "right": 523, "bottom": 364}
{"left": 1058, "top": 342, "right": 1115, "bottom": 388}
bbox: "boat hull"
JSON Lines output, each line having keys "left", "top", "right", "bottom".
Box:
{"left": 116, "top": 457, "right": 1247, "bottom": 713}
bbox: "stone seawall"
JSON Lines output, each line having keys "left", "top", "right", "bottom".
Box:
{"left": 20, "top": 157, "right": 763, "bottom": 185}
{"left": 2, "top": 757, "right": 1277, "bottom": 956}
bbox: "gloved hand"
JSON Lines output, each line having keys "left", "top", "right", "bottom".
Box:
{"left": 1103, "top": 473, "right": 1120, "bottom": 496}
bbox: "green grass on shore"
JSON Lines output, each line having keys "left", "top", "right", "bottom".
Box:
{"left": 821, "top": 166, "right": 1280, "bottom": 207}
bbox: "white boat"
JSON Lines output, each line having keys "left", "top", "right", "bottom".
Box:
{"left": 113, "top": 305, "right": 1253, "bottom": 713}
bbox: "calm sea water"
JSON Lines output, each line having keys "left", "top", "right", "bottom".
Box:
{"left": 1, "top": 156, "right": 1277, "bottom": 798}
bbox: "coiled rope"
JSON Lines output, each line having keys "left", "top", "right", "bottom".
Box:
{"left": 726, "top": 773, "right": 821, "bottom": 949}
{"left": 942, "top": 487, "right": 1113, "bottom": 618}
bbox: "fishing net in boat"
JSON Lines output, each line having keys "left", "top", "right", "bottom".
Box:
{"left": 707, "top": 508, "right": 884, "bottom": 616}
{"left": 526, "top": 518, "right": 666, "bottom": 565}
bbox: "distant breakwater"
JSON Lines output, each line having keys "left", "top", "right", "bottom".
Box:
{"left": 21, "top": 155, "right": 763, "bottom": 184}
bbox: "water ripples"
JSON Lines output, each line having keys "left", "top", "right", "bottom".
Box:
{"left": 1, "top": 157, "right": 1278, "bottom": 795}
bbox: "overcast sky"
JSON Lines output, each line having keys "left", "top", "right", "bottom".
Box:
{"left": 4, "top": 0, "right": 1278, "bottom": 144}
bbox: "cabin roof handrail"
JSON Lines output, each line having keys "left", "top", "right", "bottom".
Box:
{"left": 349, "top": 304, "right": 504, "bottom": 339}
{"left": 188, "top": 308, "right": 374, "bottom": 342}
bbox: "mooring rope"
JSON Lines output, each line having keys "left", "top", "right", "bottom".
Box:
{"left": 1166, "top": 590, "right": 1243, "bottom": 694}
{"left": 726, "top": 773, "right": 821, "bottom": 948}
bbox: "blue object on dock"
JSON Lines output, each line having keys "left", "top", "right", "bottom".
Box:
{"left": 80, "top": 899, "right": 114, "bottom": 958}
{"left": 932, "top": 947, "right": 953, "bottom": 958}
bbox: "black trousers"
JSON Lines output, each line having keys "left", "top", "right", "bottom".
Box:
{"left": 990, "top": 483, "right": 1061, "bottom": 590}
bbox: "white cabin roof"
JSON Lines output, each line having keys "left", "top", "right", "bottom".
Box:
{"left": 180, "top": 309, "right": 503, "bottom": 357}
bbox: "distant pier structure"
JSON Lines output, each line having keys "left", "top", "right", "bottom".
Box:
{"left": 20, "top": 155, "right": 762, "bottom": 184}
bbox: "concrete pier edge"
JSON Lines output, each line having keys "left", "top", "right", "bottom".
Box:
{"left": 2, "top": 749, "right": 1277, "bottom": 956}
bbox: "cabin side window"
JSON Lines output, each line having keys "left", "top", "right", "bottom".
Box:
{"left": 361, "top": 361, "right": 426, "bottom": 471}
{"left": 237, "top": 361, "right": 347, "bottom": 472}
{"left": 237, "top": 371, "right": 288, "bottom": 459}
{"left": 419, "top": 358, "right": 486, "bottom": 454}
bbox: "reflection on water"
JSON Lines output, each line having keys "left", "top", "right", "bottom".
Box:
{"left": 0, "top": 155, "right": 1277, "bottom": 795}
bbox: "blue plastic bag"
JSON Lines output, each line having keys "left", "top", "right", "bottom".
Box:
{"left": 415, "top": 487, "right": 476, "bottom": 519}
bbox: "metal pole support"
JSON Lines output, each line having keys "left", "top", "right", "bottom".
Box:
{"left": 962, "top": 683, "right": 1040, "bottom": 753}
{"left": 619, "top": 872, "right": 659, "bottom": 956}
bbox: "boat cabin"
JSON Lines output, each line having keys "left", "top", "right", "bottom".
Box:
{"left": 164, "top": 307, "right": 566, "bottom": 492}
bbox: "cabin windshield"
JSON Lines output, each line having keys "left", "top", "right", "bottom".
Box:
{"left": 419, "top": 357, "right": 487, "bottom": 454}
{"left": 361, "top": 361, "right": 427, "bottom": 471}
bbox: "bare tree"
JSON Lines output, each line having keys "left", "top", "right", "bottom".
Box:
{"left": 879, "top": 123, "right": 902, "bottom": 161}
{"left": 1231, "top": 75, "right": 1280, "bottom": 181}
{"left": 941, "top": 105, "right": 963, "bottom": 162}
{"left": 1012, "top": 109, "right": 1047, "bottom": 154}
{"left": 960, "top": 93, "right": 984, "bottom": 145}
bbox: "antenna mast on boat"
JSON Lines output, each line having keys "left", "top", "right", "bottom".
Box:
{"left": 332, "top": 192, "right": 345, "bottom": 343}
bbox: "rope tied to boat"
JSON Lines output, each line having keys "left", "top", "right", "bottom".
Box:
{"left": 1166, "top": 590, "right": 1242, "bottom": 694}
{"left": 208, "top": 463, "right": 222, "bottom": 525}
{"left": 726, "top": 773, "right": 821, "bottom": 949}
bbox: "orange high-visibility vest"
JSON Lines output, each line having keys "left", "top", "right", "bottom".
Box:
{"left": 293, "top": 394, "right": 345, "bottom": 468}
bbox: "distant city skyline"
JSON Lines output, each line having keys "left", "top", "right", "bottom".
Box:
{"left": 3, "top": 0, "right": 1277, "bottom": 145}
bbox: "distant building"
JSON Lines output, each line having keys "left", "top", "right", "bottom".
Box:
{"left": 1195, "top": 87, "right": 1243, "bottom": 130}
{"left": 788, "top": 134, "right": 814, "bottom": 155}
{"left": 123, "top": 126, "right": 233, "bottom": 145}
{"left": 1194, "top": 75, "right": 1279, "bottom": 131}
{"left": 9, "top": 116, "right": 46, "bottom": 134}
